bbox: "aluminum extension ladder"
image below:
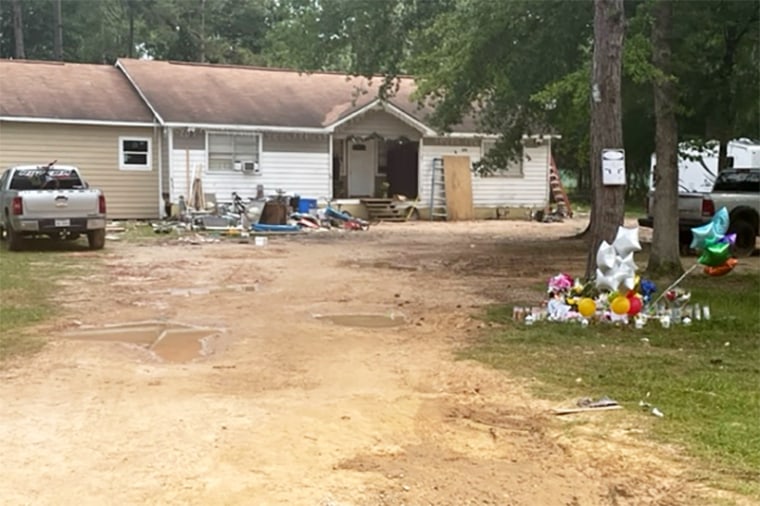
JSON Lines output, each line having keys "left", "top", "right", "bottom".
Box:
{"left": 429, "top": 157, "right": 448, "bottom": 220}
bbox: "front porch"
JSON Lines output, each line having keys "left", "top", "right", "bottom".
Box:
{"left": 330, "top": 104, "right": 425, "bottom": 201}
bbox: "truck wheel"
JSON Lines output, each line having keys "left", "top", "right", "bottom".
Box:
{"left": 729, "top": 219, "right": 757, "bottom": 257}
{"left": 87, "top": 229, "right": 106, "bottom": 250}
{"left": 6, "top": 224, "right": 24, "bottom": 251}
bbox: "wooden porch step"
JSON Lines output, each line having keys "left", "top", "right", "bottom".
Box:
{"left": 360, "top": 198, "right": 411, "bottom": 222}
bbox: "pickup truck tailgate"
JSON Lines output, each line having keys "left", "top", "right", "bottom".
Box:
{"left": 19, "top": 190, "right": 100, "bottom": 216}
{"left": 677, "top": 193, "right": 710, "bottom": 222}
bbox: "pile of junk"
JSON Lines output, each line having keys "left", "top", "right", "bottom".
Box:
{"left": 158, "top": 188, "right": 369, "bottom": 236}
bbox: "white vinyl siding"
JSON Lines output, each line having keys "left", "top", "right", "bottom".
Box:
{"left": 481, "top": 139, "right": 523, "bottom": 177}
{"left": 169, "top": 132, "right": 330, "bottom": 203}
{"left": 0, "top": 122, "right": 160, "bottom": 219}
{"left": 419, "top": 138, "right": 549, "bottom": 209}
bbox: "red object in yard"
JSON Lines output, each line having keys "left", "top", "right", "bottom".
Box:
{"left": 12, "top": 196, "right": 23, "bottom": 215}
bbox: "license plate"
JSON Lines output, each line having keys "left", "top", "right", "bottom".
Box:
{"left": 55, "top": 219, "right": 70, "bottom": 227}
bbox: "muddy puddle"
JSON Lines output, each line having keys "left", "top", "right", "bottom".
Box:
{"left": 60, "top": 321, "right": 222, "bottom": 363}
{"left": 315, "top": 313, "right": 406, "bottom": 328}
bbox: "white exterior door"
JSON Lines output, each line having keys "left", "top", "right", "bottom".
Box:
{"left": 348, "top": 140, "right": 376, "bottom": 197}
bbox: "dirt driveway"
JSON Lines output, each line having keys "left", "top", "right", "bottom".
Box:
{"left": 0, "top": 218, "right": 746, "bottom": 505}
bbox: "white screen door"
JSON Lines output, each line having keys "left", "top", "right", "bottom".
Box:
{"left": 348, "top": 140, "right": 376, "bottom": 197}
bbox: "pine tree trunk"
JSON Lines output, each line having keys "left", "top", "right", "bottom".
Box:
{"left": 646, "top": 0, "right": 683, "bottom": 277}
{"left": 585, "top": 0, "right": 626, "bottom": 279}
{"left": 53, "top": 0, "right": 63, "bottom": 60}
{"left": 12, "top": 0, "right": 25, "bottom": 59}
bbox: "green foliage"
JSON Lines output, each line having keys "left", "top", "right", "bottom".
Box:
{"left": 467, "top": 272, "right": 760, "bottom": 492}
{"left": 0, "top": 0, "right": 274, "bottom": 64}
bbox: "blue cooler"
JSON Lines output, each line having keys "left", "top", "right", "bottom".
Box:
{"left": 297, "top": 198, "right": 317, "bottom": 214}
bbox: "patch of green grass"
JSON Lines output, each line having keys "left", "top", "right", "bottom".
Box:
{"left": 120, "top": 221, "right": 165, "bottom": 242}
{"left": 0, "top": 247, "right": 83, "bottom": 361}
{"left": 465, "top": 272, "right": 760, "bottom": 492}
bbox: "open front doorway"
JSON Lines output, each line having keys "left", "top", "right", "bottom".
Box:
{"left": 332, "top": 137, "right": 419, "bottom": 199}
{"left": 384, "top": 139, "right": 418, "bottom": 200}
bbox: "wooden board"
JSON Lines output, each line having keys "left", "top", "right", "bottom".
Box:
{"left": 552, "top": 405, "right": 622, "bottom": 415}
{"left": 442, "top": 155, "right": 474, "bottom": 221}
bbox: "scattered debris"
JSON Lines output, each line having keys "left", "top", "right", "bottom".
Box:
{"left": 651, "top": 407, "right": 665, "bottom": 418}
{"left": 553, "top": 396, "right": 622, "bottom": 415}
{"left": 177, "top": 234, "right": 221, "bottom": 245}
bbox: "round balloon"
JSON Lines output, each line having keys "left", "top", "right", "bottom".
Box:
{"left": 610, "top": 296, "right": 630, "bottom": 315}
{"left": 627, "top": 296, "right": 642, "bottom": 316}
{"left": 577, "top": 298, "right": 596, "bottom": 318}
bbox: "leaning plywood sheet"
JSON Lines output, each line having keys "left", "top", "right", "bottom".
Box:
{"left": 443, "top": 155, "right": 474, "bottom": 221}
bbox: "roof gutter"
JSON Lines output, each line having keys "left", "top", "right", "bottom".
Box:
{"left": 163, "top": 122, "right": 329, "bottom": 134}
{"left": 0, "top": 116, "right": 157, "bottom": 128}
{"left": 115, "top": 59, "right": 166, "bottom": 125}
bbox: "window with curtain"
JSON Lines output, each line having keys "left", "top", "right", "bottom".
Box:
{"left": 208, "top": 133, "right": 259, "bottom": 171}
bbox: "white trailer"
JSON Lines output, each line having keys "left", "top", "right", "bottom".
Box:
{"left": 727, "top": 138, "right": 760, "bottom": 168}
{"left": 649, "top": 138, "right": 760, "bottom": 193}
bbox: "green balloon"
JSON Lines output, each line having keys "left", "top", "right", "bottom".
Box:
{"left": 698, "top": 241, "right": 732, "bottom": 267}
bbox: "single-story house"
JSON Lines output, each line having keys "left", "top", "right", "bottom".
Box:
{"left": 0, "top": 59, "right": 161, "bottom": 219}
{"left": 1, "top": 58, "right": 557, "bottom": 220}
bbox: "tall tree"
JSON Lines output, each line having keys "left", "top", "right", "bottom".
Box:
{"left": 646, "top": 0, "right": 682, "bottom": 277}
{"left": 53, "top": 0, "right": 62, "bottom": 60}
{"left": 585, "top": 0, "right": 626, "bottom": 278}
{"left": 11, "top": 0, "right": 23, "bottom": 58}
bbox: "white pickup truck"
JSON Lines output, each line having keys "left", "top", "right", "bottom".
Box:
{"left": 0, "top": 163, "right": 107, "bottom": 251}
{"left": 639, "top": 168, "right": 759, "bottom": 255}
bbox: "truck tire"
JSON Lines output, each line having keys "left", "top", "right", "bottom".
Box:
{"left": 729, "top": 219, "right": 757, "bottom": 256}
{"left": 6, "top": 224, "right": 24, "bottom": 251}
{"left": 87, "top": 229, "right": 106, "bottom": 250}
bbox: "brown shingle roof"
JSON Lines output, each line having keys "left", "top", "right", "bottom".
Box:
{"left": 0, "top": 59, "right": 155, "bottom": 123}
{"left": 117, "top": 59, "right": 479, "bottom": 133}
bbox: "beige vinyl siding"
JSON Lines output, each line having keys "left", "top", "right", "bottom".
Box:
{"left": 0, "top": 121, "right": 160, "bottom": 219}
{"left": 419, "top": 138, "right": 549, "bottom": 209}
{"left": 335, "top": 109, "right": 422, "bottom": 140}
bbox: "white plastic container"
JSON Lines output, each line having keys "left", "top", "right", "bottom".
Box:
{"left": 254, "top": 236, "right": 268, "bottom": 247}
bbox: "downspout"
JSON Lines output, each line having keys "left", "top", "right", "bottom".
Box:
{"left": 328, "top": 134, "right": 334, "bottom": 200}
{"left": 157, "top": 122, "right": 163, "bottom": 218}
{"left": 168, "top": 126, "right": 174, "bottom": 203}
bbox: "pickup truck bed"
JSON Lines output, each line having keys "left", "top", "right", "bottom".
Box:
{"left": 0, "top": 164, "right": 107, "bottom": 251}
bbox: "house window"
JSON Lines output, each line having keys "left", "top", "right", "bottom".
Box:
{"left": 482, "top": 139, "right": 524, "bottom": 177}
{"left": 208, "top": 133, "right": 260, "bottom": 171}
{"left": 119, "top": 137, "right": 151, "bottom": 170}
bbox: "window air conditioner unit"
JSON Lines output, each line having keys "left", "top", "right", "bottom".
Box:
{"left": 241, "top": 161, "right": 260, "bottom": 175}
